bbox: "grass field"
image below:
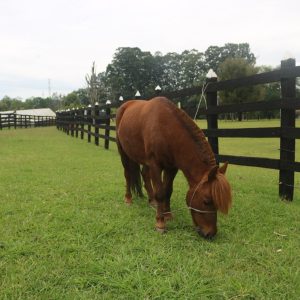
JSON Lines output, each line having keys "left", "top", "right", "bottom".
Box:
{"left": 0, "top": 122, "right": 299, "bottom": 299}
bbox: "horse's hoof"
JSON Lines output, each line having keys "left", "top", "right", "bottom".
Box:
{"left": 149, "top": 200, "right": 158, "bottom": 207}
{"left": 164, "top": 212, "right": 173, "bottom": 221}
{"left": 155, "top": 227, "right": 166, "bottom": 234}
{"left": 124, "top": 197, "right": 132, "bottom": 205}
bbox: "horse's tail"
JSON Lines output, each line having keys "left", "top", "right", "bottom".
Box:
{"left": 116, "top": 102, "right": 143, "bottom": 198}
{"left": 116, "top": 141, "right": 143, "bottom": 197}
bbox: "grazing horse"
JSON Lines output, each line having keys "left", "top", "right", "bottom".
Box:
{"left": 116, "top": 97, "right": 232, "bottom": 239}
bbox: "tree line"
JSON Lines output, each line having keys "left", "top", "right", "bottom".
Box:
{"left": 1, "top": 43, "right": 298, "bottom": 119}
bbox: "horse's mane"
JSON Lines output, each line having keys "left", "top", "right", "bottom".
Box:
{"left": 211, "top": 173, "right": 232, "bottom": 214}
{"left": 161, "top": 98, "right": 216, "bottom": 167}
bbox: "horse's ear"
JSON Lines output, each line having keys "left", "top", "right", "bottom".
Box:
{"left": 208, "top": 165, "right": 219, "bottom": 182}
{"left": 219, "top": 162, "right": 228, "bottom": 174}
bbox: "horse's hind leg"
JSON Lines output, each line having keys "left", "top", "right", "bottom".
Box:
{"left": 148, "top": 163, "right": 167, "bottom": 232}
{"left": 118, "top": 145, "right": 133, "bottom": 205}
{"left": 163, "top": 168, "right": 178, "bottom": 221}
{"left": 141, "top": 165, "right": 156, "bottom": 207}
{"left": 123, "top": 167, "right": 133, "bottom": 205}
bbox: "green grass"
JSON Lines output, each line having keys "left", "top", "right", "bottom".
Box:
{"left": 0, "top": 123, "right": 300, "bottom": 299}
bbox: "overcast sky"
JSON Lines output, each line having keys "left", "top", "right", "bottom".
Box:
{"left": 0, "top": 0, "right": 299, "bottom": 99}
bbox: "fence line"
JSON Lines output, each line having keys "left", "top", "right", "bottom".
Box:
{"left": 0, "top": 113, "right": 56, "bottom": 129}
{"left": 56, "top": 105, "right": 115, "bottom": 150}
{"left": 56, "top": 58, "right": 300, "bottom": 201}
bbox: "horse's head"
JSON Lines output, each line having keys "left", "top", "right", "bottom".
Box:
{"left": 186, "top": 162, "right": 232, "bottom": 239}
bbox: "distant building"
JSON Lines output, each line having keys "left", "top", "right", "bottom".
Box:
{"left": 0, "top": 108, "right": 55, "bottom": 117}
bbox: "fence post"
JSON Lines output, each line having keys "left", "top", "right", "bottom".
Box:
{"left": 87, "top": 105, "right": 92, "bottom": 143}
{"left": 205, "top": 75, "right": 219, "bottom": 163}
{"left": 81, "top": 109, "right": 84, "bottom": 140}
{"left": 279, "top": 58, "right": 296, "bottom": 201}
{"left": 55, "top": 114, "right": 58, "bottom": 129}
{"left": 71, "top": 109, "right": 75, "bottom": 137}
{"left": 66, "top": 111, "right": 70, "bottom": 135}
{"left": 75, "top": 108, "right": 79, "bottom": 138}
{"left": 94, "top": 103, "right": 99, "bottom": 146}
{"left": 0, "top": 114, "right": 2, "bottom": 130}
{"left": 105, "top": 104, "right": 111, "bottom": 149}
{"left": 60, "top": 113, "right": 64, "bottom": 131}
{"left": 14, "top": 113, "right": 17, "bottom": 129}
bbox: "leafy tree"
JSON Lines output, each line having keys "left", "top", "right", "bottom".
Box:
{"left": 0, "top": 96, "right": 24, "bottom": 111}
{"left": 70, "top": 89, "right": 89, "bottom": 106}
{"left": 62, "top": 92, "right": 80, "bottom": 108}
{"left": 218, "top": 57, "right": 263, "bottom": 121}
{"left": 105, "top": 47, "right": 157, "bottom": 100}
{"left": 205, "top": 43, "right": 256, "bottom": 73}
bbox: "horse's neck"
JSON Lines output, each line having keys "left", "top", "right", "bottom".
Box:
{"left": 176, "top": 149, "right": 211, "bottom": 188}
{"left": 170, "top": 116, "right": 215, "bottom": 187}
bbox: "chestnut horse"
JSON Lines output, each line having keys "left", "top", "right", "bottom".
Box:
{"left": 116, "top": 97, "right": 232, "bottom": 238}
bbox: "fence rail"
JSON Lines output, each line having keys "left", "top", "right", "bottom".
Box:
{"left": 0, "top": 113, "right": 56, "bottom": 129}
{"left": 56, "top": 105, "right": 115, "bottom": 149}
{"left": 56, "top": 58, "right": 299, "bottom": 201}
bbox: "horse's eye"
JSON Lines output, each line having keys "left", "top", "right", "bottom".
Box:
{"left": 203, "top": 199, "right": 211, "bottom": 206}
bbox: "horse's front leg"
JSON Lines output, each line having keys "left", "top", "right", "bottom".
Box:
{"left": 149, "top": 164, "right": 167, "bottom": 232}
{"left": 163, "top": 168, "right": 178, "bottom": 221}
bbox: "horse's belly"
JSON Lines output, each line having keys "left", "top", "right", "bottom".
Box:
{"left": 118, "top": 127, "right": 147, "bottom": 164}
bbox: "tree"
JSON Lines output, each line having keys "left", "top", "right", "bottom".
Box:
{"left": 218, "top": 57, "right": 263, "bottom": 121}
{"left": 105, "top": 47, "right": 157, "bottom": 99}
{"left": 0, "top": 96, "right": 24, "bottom": 111}
{"left": 72, "top": 89, "right": 89, "bottom": 106}
{"left": 205, "top": 43, "right": 256, "bottom": 73}
{"left": 62, "top": 92, "right": 80, "bottom": 108}
{"left": 85, "top": 62, "right": 102, "bottom": 104}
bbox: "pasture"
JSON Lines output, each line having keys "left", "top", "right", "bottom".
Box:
{"left": 0, "top": 123, "right": 299, "bottom": 299}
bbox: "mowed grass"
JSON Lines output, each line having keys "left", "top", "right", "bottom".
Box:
{"left": 0, "top": 123, "right": 299, "bottom": 299}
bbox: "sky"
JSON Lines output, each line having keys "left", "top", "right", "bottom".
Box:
{"left": 0, "top": 0, "right": 299, "bottom": 99}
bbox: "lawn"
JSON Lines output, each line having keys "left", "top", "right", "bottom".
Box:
{"left": 0, "top": 123, "right": 299, "bottom": 299}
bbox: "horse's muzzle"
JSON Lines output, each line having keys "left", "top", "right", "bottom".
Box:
{"left": 195, "top": 227, "right": 216, "bottom": 240}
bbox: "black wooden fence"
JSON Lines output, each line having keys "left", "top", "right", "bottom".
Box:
{"left": 56, "top": 58, "right": 300, "bottom": 201}
{"left": 0, "top": 113, "right": 56, "bottom": 129}
{"left": 56, "top": 104, "right": 116, "bottom": 150}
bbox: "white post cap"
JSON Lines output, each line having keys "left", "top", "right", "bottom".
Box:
{"left": 206, "top": 69, "right": 217, "bottom": 78}
{"left": 135, "top": 90, "right": 141, "bottom": 97}
{"left": 283, "top": 51, "right": 295, "bottom": 60}
{"left": 119, "top": 96, "right": 124, "bottom": 101}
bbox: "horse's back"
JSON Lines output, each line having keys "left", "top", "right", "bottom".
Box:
{"left": 116, "top": 97, "right": 177, "bottom": 165}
